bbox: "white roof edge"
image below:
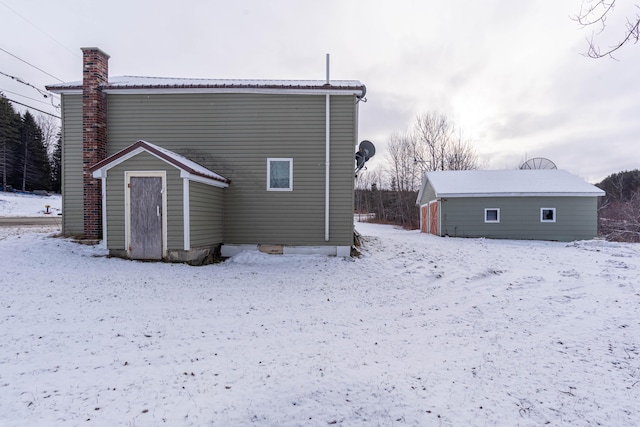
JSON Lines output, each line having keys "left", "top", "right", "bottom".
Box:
{"left": 436, "top": 191, "right": 605, "bottom": 198}
{"left": 180, "top": 171, "right": 229, "bottom": 188}
{"left": 91, "top": 143, "right": 228, "bottom": 185}
{"left": 101, "top": 87, "right": 363, "bottom": 96}
{"left": 49, "top": 87, "right": 362, "bottom": 96}
{"left": 92, "top": 147, "right": 148, "bottom": 176}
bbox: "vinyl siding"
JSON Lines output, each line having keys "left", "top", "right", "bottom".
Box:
{"left": 106, "top": 92, "right": 357, "bottom": 246}
{"left": 328, "top": 98, "right": 357, "bottom": 245}
{"left": 104, "top": 152, "right": 184, "bottom": 250}
{"left": 440, "top": 196, "right": 599, "bottom": 241}
{"left": 418, "top": 182, "right": 437, "bottom": 206}
{"left": 189, "top": 181, "right": 223, "bottom": 247}
{"left": 60, "top": 94, "right": 83, "bottom": 235}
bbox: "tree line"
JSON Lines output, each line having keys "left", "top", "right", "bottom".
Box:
{"left": 355, "top": 112, "right": 481, "bottom": 229}
{"left": 0, "top": 94, "right": 61, "bottom": 193}
{"left": 597, "top": 169, "right": 640, "bottom": 242}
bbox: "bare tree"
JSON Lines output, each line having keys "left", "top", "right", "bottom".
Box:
{"left": 36, "top": 114, "right": 60, "bottom": 156}
{"left": 446, "top": 129, "right": 481, "bottom": 171}
{"left": 413, "top": 112, "right": 480, "bottom": 174}
{"left": 573, "top": 0, "right": 640, "bottom": 58}
{"left": 610, "top": 171, "right": 627, "bottom": 201}
{"left": 386, "top": 131, "right": 421, "bottom": 192}
{"left": 599, "top": 188, "right": 640, "bottom": 241}
{"left": 354, "top": 168, "right": 384, "bottom": 222}
{"left": 414, "top": 113, "right": 451, "bottom": 173}
{"left": 355, "top": 168, "right": 373, "bottom": 191}
{"left": 361, "top": 112, "right": 480, "bottom": 229}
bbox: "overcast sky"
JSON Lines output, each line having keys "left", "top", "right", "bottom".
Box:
{"left": 1, "top": 0, "right": 638, "bottom": 183}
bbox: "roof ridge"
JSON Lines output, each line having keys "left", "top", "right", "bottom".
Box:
{"left": 117, "top": 75, "right": 352, "bottom": 82}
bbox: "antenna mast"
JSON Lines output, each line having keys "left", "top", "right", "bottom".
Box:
{"left": 326, "top": 53, "right": 330, "bottom": 84}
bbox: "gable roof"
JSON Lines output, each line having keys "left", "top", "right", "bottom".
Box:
{"left": 90, "top": 140, "right": 230, "bottom": 188}
{"left": 47, "top": 76, "right": 366, "bottom": 96}
{"left": 417, "top": 169, "right": 604, "bottom": 202}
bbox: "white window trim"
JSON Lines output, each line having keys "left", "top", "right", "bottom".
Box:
{"left": 267, "top": 158, "right": 293, "bottom": 191}
{"left": 484, "top": 208, "right": 500, "bottom": 223}
{"left": 540, "top": 207, "right": 556, "bottom": 223}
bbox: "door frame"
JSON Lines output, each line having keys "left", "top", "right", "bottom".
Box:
{"left": 428, "top": 200, "right": 440, "bottom": 236}
{"left": 125, "top": 171, "right": 168, "bottom": 259}
{"left": 420, "top": 205, "right": 428, "bottom": 233}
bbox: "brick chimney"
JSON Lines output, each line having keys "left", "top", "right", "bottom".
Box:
{"left": 81, "top": 47, "right": 109, "bottom": 239}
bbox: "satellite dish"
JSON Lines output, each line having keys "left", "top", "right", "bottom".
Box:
{"left": 520, "top": 157, "right": 557, "bottom": 170}
{"left": 355, "top": 140, "right": 375, "bottom": 176}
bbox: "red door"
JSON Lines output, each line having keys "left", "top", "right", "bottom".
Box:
{"left": 429, "top": 202, "right": 439, "bottom": 236}
{"left": 421, "top": 206, "right": 428, "bottom": 233}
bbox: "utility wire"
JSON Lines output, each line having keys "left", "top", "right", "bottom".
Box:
{"left": 0, "top": 87, "right": 53, "bottom": 105}
{"left": 4, "top": 97, "right": 61, "bottom": 119}
{"left": 0, "top": 46, "right": 64, "bottom": 82}
{"left": 0, "top": 0, "right": 80, "bottom": 59}
{"left": 0, "top": 71, "right": 61, "bottom": 111}
{"left": 0, "top": 70, "right": 57, "bottom": 99}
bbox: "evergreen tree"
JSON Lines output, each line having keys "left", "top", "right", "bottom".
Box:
{"left": 0, "top": 94, "right": 21, "bottom": 191}
{"left": 50, "top": 132, "right": 62, "bottom": 193}
{"left": 597, "top": 170, "right": 640, "bottom": 203}
{"left": 15, "top": 111, "right": 51, "bottom": 191}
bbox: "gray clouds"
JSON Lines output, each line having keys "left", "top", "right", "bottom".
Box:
{"left": 1, "top": 0, "right": 638, "bottom": 183}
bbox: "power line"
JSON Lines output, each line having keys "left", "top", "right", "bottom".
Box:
{"left": 0, "top": 87, "right": 53, "bottom": 106}
{"left": 0, "top": 0, "right": 79, "bottom": 59}
{"left": 0, "top": 46, "right": 64, "bottom": 82}
{"left": 0, "top": 70, "right": 58, "bottom": 100}
{"left": 4, "top": 97, "right": 61, "bottom": 119}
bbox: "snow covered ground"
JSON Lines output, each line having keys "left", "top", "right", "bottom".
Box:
{"left": 1, "top": 205, "right": 639, "bottom": 425}
{"left": 0, "top": 192, "right": 62, "bottom": 217}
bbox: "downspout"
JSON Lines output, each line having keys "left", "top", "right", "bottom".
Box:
{"left": 183, "top": 178, "right": 190, "bottom": 251}
{"left": 438, "top": 200, "right": 442, "bottom": 236}
{"left": 100, "top": 174, "right": 107, "bottom": 248}
{"left": 325, "top": 54, "right": 330, "bottom": 242}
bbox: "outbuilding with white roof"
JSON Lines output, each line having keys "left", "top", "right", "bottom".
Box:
{"left": 416, "top": 169, "right": 605, "bottom": 241}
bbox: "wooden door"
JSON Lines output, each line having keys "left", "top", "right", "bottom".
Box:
{"left": 129, "top": 176, "right": 163, "bottom": 260}
{"left": 421, "top": 206, "right": 428, "bottom": 233}
{"left": 429, "top": 202, "right": 439, "bottom": 236}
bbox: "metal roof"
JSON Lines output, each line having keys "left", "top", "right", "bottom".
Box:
{"left": 47, "top": 75, "right": 366, "bottom": 96}
{"left": 417, "top": 169, "right": 605, "bottom": 202}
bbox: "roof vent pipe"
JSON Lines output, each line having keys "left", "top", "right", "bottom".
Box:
{"left": 326, "top": 53, "right": 330, "bottom": 85}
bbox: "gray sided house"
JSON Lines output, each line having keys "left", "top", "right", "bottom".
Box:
{"left": 47, "top": 47, "right": 366, "bottom": 261}
{"left": 416, "top": 170, "right": 605, "bottom": 242}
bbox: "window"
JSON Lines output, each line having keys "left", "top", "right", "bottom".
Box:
{"left": 267, "top": 158, "right": 293, "bottom": 191}
{"left": 484, "top": 208, "right": 500, "bottom": 223}
{"left": 541, "top": 208, "right": 556, "bottom": 222}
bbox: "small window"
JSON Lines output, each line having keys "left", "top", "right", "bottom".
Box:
{"left": 541, "top": 208, "right": 556, "bottom": 223}
{"left": 484, "top": 208, "right": 500, "bottom": 223}
{"left": 267, "top": 158, "right": 293, "bottom": 191}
